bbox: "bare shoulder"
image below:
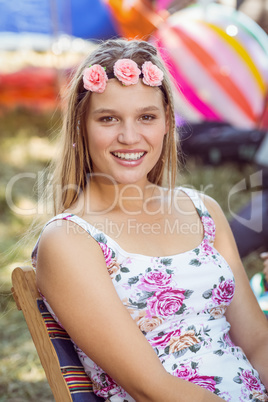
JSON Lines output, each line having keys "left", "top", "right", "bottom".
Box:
{"left": 199, "top": 193, "right": 225, "bottom": 220}
{"left": 38, "top": 218, "right": 102, "bottom": 257}
{"left": 36, "top": 218, "right": 107, "bottom": 289}
{"left": 198, "top": 193, "right": 241, "bottom": 263}
{"left": 200, "top": 192, "right": 232, "bottom": 232}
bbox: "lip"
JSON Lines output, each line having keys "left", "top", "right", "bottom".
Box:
{"left": 112, "top": 149, "right": 146, "bottom": 153}
{"left": 111, "top": 149, "right": 147, "bottom": 166}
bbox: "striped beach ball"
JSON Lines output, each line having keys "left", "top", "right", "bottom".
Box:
{"left": 153, "top": 3, "right": 268, "bottom": 128}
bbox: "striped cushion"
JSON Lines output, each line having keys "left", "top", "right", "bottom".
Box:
{"left": 37, "top": 299, "right": 104, "bottom": 402}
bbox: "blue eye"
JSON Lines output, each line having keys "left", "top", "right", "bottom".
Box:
{"left": 100, "top": 116, "right": 117, "bottom": 122}
{"left": 141, "top": 114, "right": 155, "bottom": 121}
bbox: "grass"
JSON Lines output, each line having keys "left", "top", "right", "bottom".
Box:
{"left": 0, "top": 108, "right": 60, "bottom": 401}
{"left": 0, "top": 108, "right": 264, "bottom": 400}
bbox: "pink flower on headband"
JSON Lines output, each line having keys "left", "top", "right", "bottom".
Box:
{"left": 142, "top": 61, "right": 164, "bottom": 87}
{"left": 83, "top": 64, "right": 108, "bottom": 93}
{"left": 113, "top": 59, "right": 141, "bottom": 86}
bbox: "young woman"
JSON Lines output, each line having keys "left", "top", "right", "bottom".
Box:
{"left": 32, "top": 39, "right": 268, "bottom": 401}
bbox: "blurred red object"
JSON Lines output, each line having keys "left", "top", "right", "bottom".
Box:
{"left": 0, "top": 67, "right": 61, "bottom": 111}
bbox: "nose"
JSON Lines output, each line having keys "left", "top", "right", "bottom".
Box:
{"left": 117, "top": 121, "right": 141, "bottom": 145}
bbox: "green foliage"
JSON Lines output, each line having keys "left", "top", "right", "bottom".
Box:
{"left": 0, "top": 109, "right": 60, "bottom": 401}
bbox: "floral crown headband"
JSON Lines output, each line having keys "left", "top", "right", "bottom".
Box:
{"left": 82, "top": 59, "right": 164, "bottom": 94}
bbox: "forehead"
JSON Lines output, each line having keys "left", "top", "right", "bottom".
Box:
{"left": 88, "top": 79, "right": 165, "bottom": 112}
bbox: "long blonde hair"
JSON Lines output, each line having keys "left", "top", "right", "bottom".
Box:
{"left": 52, "top": 39, "right": 179, "bottom": 214}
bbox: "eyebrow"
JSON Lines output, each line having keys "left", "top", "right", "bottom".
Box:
{"left": 137, "top": 106, "right": 161, "bottom": 113}
{"left": 93, "top": 106, "right": 161, "bottom": 115}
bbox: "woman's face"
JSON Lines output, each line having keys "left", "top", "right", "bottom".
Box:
{"left": 86, "top": 78, "right": 169, "bottom": 187}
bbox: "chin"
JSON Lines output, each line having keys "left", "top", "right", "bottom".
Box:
{"left": 114, "top": 174, "right": 147, "bottom": 186}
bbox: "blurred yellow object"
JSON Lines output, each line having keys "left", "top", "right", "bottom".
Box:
{"left": 106, "top": 0, "right": 168, "bottom": 39}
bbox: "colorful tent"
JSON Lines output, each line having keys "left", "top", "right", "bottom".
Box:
{"left": 0, "top": 0, "right": 118, "bottom": 41}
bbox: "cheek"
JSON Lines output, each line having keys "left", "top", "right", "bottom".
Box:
{"left": 149, "top": 131, "right": 166, "bottom": 156}
{"left": 86, "top": 124, "right": 110, "bottom": 151}
{"left": 87, "top": 137, "right": 108, "bottom": 156}
{"left": 155, "top": 123, "right": 168, "bottom": 143}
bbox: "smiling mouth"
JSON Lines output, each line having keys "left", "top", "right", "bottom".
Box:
{"left": 112, "top": 151, "right": 146, "bottom": 161}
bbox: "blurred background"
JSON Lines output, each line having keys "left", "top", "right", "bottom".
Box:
{"left": 0, "top": 0, "right": 268, "bottom": 400}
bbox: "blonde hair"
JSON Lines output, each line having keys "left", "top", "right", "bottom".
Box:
{"left": 52, "top": 39, "right": 179, "bottom": 214}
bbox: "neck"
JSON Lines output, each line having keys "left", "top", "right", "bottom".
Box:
{"left": 85, "top": 177, "right": 159, "bottom": 215}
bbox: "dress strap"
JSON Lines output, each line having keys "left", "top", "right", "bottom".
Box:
{"left": 179, "top": 187, "right": 216, "bottom": 245}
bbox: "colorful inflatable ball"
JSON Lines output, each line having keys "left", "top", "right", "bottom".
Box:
{"left": 152, "top": 3, "right": 268, "bottom": 129}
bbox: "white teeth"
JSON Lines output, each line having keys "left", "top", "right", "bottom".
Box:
{"left": 113, "top": 152, "right": 145, "bottom": 160}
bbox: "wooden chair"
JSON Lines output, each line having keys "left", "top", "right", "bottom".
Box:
{"left": 11, "top": 266, "right": 104, "bottom": 402}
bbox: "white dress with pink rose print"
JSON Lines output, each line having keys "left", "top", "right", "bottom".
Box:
{"left": 32, "top": 187, "right": 268, "bottom": 402}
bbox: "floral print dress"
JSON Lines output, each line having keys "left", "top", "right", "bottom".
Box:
{"left": 32, "top": 187, "right": 268, "bottom": 402}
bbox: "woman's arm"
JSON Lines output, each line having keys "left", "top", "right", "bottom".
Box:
{"left": 203, "top": 195, "right": 268, "bottom": 389}
{"left": 36, "top": 220, "right": 224, "bottom": 402}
